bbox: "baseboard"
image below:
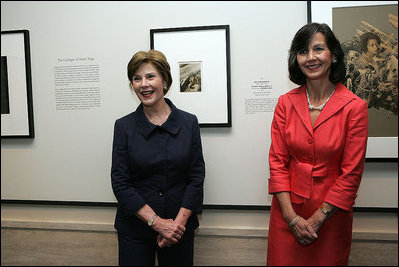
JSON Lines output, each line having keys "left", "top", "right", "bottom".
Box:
{"left": 2, "top": 220, "right": 397, "bottom": 241}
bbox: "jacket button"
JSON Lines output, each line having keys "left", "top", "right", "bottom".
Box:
{"left": 159, "top": 191, "right": 164, "bottom": 196}
{"left": 307, "top": 138, "right": 313, "bottom": 144}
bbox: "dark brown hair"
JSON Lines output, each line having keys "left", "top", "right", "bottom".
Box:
{"left": 288, "top": 23, "right": 346, "bottom": 85}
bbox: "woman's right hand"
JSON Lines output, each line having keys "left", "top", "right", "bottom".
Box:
{"left": 152, "top": 218, "right": 185, "bottom": 247}
{"left": 289, "top": 216, "right": 318, "bottom": 246}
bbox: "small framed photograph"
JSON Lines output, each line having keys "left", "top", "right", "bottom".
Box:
{"left": 1, "top": 30, "right": 34, "bottom": 138}
{"left": 151, "top": 25, "right": 231, "bottom": 127}
{"left": 179, "top": 61, "right": 202, "bottom": 93}
{"left": 308, "top": 1, "right": 398, "bottom": 161}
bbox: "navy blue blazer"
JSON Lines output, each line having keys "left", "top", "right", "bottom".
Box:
{"left": 111, "top": 98, "right": 205, "bottom": 236}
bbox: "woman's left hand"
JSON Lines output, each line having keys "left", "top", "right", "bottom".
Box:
{"left": 307, "top": 209, "right": 328, "bottom": 233}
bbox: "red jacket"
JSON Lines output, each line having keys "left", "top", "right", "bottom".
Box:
{"left": 268, "top": 83, "right": 368, "bottom": 212}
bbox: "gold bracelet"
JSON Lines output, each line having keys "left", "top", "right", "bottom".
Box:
{"left": 288, "top": 215, "right": 300, "bottom": 229}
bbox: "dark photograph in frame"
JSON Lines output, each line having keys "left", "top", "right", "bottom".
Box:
{"left": 333, "top": 4, "right": 398, "bottom": 138}
{"left": 1, "top": 56, "right": 11, "bottom": 114}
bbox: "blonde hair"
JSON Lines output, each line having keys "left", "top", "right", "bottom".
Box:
{"left": 127, "top": 50, "right": 172, "bottom": 95}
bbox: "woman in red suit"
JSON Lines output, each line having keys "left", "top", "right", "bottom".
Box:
{"left": 267, "top": 23, "right": 368, "bottom": 265}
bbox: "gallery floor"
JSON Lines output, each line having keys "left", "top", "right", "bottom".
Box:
{"left": 1, "top": 227, "right": 398, "bottom": 266}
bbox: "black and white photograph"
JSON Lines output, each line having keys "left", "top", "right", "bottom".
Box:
{"left": 179, "top": 61, "right": 202, "bottom": 93}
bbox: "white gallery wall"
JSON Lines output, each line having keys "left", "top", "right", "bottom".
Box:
{"left": 1, "top": 1, "right": 397, "bottom": 208}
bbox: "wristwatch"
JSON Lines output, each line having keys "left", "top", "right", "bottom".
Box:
{"left": 147, "top": 214, "right": 158, "bottom": 227}
{"left": 320, "top": 206, "right": 332, "bottom": 218}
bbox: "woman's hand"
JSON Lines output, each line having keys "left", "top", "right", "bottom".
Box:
{"left": 289, "top": 216, "right": 318, "bottom": 246}
{"left": 306, "top": 203, "right": 337, "bottom": 235}
{"left": 152, "top": 218, "right": 185, "bottom": 247}
{"left": 135, "top": 205, "right": 187, "bottom": 248}
{"left": 156, "top": 207, "right": 193, "bottom": 248}
{"left": 306, "top": 210, "right": 327, "bottom": 234}
{"left": 157, "top": 234, "right": 169, "bottom": 248}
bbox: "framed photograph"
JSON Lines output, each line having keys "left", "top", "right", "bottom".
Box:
{"left": 179, "top": 61, "right": 202, "bottom": 93}
{"left": 150, "top": 25, "right": 231, "bottom": 127}
{"left": 308, "top": 1, "right": 398, "bottom": 161}
{"left": 1, "top": 30, "right": 34, "bottom": 138}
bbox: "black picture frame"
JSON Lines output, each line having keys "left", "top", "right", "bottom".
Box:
{"left": 1, "top": 30, "right": 34, "bottom": 138}
{"left": 307, "top": 1, "right": 398, "bottom": 162}
{"left": 150, "top": 25, "right": 231, "bottom": 127}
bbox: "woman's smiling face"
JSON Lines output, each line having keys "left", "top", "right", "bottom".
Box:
{"left": 296, "top": 32, "right": 333, "bottom": 82}
{"left": 131, "top": 62, "right": 166, "bottom": 107}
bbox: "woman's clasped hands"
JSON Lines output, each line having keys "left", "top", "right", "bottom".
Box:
{"left": 289, "top": 213, "right": 324, "bottom": 246}
{"left": 153, "top": 218, "right": 186, "bottom": 248}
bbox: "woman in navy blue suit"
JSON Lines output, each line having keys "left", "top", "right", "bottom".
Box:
{"left": 111, "top": 50, "right": 205, "bottom": 266}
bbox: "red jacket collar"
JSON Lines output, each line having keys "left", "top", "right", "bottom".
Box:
{"left": 287, "top": 83, "right": 357, "bottom": 134}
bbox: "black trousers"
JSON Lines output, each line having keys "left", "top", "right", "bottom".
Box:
{"left": 117, "top": 230, "right": 194, "bottom": 266}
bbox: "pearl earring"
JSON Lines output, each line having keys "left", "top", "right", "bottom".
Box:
{"left": 332, "top": 58, "right": 337, "bottom": 63}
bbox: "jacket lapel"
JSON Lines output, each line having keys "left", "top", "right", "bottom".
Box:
{"left": 287, "top": 85, "right": 314, "bottom": 136}
{"left": 313, "top": 83, "right": 356, "bottom": 130}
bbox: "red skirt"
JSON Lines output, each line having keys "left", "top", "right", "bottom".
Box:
{"left": 267, "top": 195, "right": 353, "bottom": 266}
